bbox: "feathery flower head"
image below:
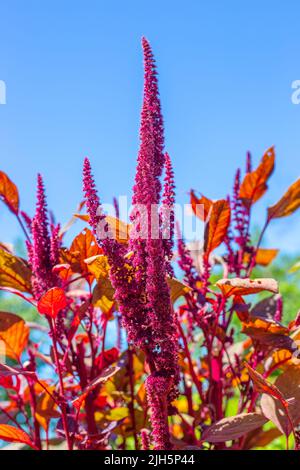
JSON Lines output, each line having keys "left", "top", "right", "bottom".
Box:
{"left": 161, "top": 152, "right": 175, "bottom": 273}
{"left": 83, "top": 39, "right": 179, "bottom": 449}
{"left": 29, "top": 174, "right": 57, "bottom": 299}
{"left": 83, "top": 157, "right": 103, "bottom": 233}
{"left": 132, "top": 37, "right": 165, "bottom": 208}
{"left": 50, "top": 223, "right": 61, "bottom": 266}
{"left": 145, "top": 374, "right": 173, "bottom": 450}
{"left": 35, "top": 174, "right": 49, "bottom": 241}
{"left": 140, "top": 428, "right": 151, "bottom": 450}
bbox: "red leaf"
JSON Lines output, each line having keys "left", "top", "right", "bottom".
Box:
{"left": 267, "top": 178, "right": 300, "bottom": 220}
{"left": 204, "top": 199, "right": 231, "bottom": 255}
{"left": 37, "top": 287, "right": 67, "bottom": 319}
{"left": 0, "top": 171, "right": 19, "bottom": 215}
{"left": 245, "top": 363, "right": 289, "bottom": 405}
{"left": 239, "top": 146, "right": 275, "bottom": 207}
{"left": 190, "top": 190, "right": 213, "bottom": 221}
{"left": 0, "top": 424, "right": 37, "bottom": 449}
{"left": 95, "top": 347, "right": 120, "bottom": 370}
{"left": 245, "top": 363, "right": 296, "bottom": 440}
{"left": 216, "top": 277, "right": 278, "bottom": 297}
{"left": 201, "top": 412, "right": 268, "bottom": 443}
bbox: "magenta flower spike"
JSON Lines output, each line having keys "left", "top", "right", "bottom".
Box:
{"left": 132, "top": 37, "right": 164, "bottom": 208}
{"left": 161, "top": 152, "right": 175, "bottom": 274}
{"left": 83, "top": 38, "right": 179, "bottom": 450}
{"left": 50, "top": 223, "right": 61, "bottom": 266}
{"left": 83, "top": 157, "right": 103, "bottom": 233}
{"left": 135, "top": 38, "right": 178, "bottom": 448}
{"left": 29, "top": 174, "right": 57, "bottom": 299}
{"left": 145, "top": 375, "right": 173, "bottom": 450}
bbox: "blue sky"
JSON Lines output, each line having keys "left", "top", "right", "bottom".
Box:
{"left": 0, "top": 0, "right": 300, "bottom": 253}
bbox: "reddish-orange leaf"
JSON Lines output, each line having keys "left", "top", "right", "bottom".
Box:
{"left": 37, "top": 287, "right": 67, "bottom": 319}
{"left": 239, "top": 147, "right": 275, "bottom": 207}
{"left": 216, "top": 277, "right": 278, "bottom": 298}
{"left": 245, "top": 363, "right": 288, "bottom": 404}
{"left": 0, "top": 312, "right": 29, "bottom": 360}
{"left": 0, "top": 424, "right": 37, "bottom": 449}
{"left": 255, "top": 248, "right": 279, "bottom": 266}
{"left": 69, "top": 228, "right": 102, "bottom": 279}
{"left": 201, "top": 412, "right": 268, "bottom": 443}
{"left": 241, "top": 318, "right": 293, "bottom": 351}
{"left": 106, "top": 216, "right": 131, "bottom": 244}
{"left": 73, "top": 213, "right": 90, "bottom": 222}
{"left": 243, "top": 248, "right": 279, "bottom": 267}
{"left": 0, "top": 171, "right": 19, "bottom": 215}
{"left": 85, "top": 255, "right": 110, "bottom": 281}
{"left": 260, "top": 367, "right": 300, "bottom": 437}
{"left": 267, "top": 178, "right": 300, "bottom": 221}
{"left": 35, "top": 386, "right": 60, "bottom": 431}
{"left": 245, "top": 363, "right": 296, "bottom": 440}
{"left": 233, "top": 295, "right": 250, "bottom": 321}
{"left": 0, "top": 249, "right": 32, "bottom": 293}
{"left": 204, "top": 199, "right": 231, "bottom": 255}
{"left": 74, "top": 214, "right": 131, "bottom": 244}
{"left": 190, "top": 190, "right": 213, "bottom": 221}
{"left": 52, "top": 263, "right": 72, "bottom": 282}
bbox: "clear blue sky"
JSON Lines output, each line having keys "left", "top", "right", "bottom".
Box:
{"left": 0, "top": 0, "right": 300, "bottom": 253}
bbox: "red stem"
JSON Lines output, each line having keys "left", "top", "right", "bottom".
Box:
{"left": 128, "top": 347, "right": 139, "bottom": 449}
{"left": 49, "top": 319, "right": 73, "bottom": 450}
{"left": 177, "top": 320, "right": 205, "bottom": 402}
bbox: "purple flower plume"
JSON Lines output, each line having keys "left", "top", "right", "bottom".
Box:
{"left": 83, "top": 158, "right": 103, "bottom": 232}
{"left": 161, "top": 152, "right": 175, "bottom": 275}
{"left": 28, "top": 174, "right": 58, "bottom": 299}
{"left": 145, "top": 375, "right": 173, "bottom": 450}
{"left": 83, "top": 38, "right": 179, "bottom": 449}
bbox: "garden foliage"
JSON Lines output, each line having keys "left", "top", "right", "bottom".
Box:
{"left": 0, "top": 39, "right": 300, "bottom": 450}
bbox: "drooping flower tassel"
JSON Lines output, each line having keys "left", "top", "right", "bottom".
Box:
{"left": 145, "top": 375, "right": 173, "bottom": 450}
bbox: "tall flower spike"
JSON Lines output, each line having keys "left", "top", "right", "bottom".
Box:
{"left": 50, "top": 223, "right": 61, "bottom": 266}
{"left": 132, "top": 37, "right": 164, "bottom": 208}
{"left": 145, "top": 376, "right": 173, "bottom": 450}
{"left": 161, "top": 152, "right": 175, "bottom": 274}
{"left": 133, "top": 38, "right": 178, "bottom": 449}
{"left": 83, "top": 40, "right": 179, "bottom": 450}
{"left": 29, "top": 175, "right": 57, "bottom": 299}
{"left": 35, "top": 174, "right": 50, "bottom": 244}
{"left": 132, "top": 38, "right": 178, "bottom": 380}
{"left": 83, "top": 157, "right": 103, "bottom": 233}
{"left": 130, "top": 37, "right": 166, "bottom": 306}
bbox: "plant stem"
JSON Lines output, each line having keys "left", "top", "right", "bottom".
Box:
{"left": 49, "top": 319, "right": 72, "bottom": 450}
{"left": 177, "top": 321, "right": 204, "bottom": 402}
{"left": 16, "top": 213, "right": 31, "bottom": 243}
{"left": 28, "top": 380, "right": 42, "bottom": 450}
{"left": 127, "top": 347, "right": 139, "bottom": 449}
